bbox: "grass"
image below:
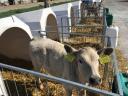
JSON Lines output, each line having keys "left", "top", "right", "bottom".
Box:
{"left": 0, "top": 5, "right": 43, "bottom": 18}
{"left": 0, "top": 0, "right": 77, "bottom": 18}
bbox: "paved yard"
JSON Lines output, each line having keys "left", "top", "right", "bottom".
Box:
{"left": 104, "top": 0, "right": 128, "bottom": 59}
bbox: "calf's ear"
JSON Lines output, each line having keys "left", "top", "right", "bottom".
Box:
{"left": 97, "top": 48, "right": 113, "bottom": 55}
{"left": 64, "top": 44, "right": 75, "bottom": 53}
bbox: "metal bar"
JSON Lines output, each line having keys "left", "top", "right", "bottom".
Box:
{"left": 103, "top": 7, "right": 107, "bottom": 35}
{"left": 1, "top": 68, "right": 11, "bottom": 96}
{"left": 11, "top": 71, "right": 20, "bottom": 96}
{"left": 0, "top": 63, "right": 119, "bottom": 96}
{"left": 61, "top": 17, "right": 64, "bottom": 43}
{"left": 34, "top": 30, "right": 107, "bottom": 37}
{"left": 102, "top": 8, "right": 107, "bottom": 47}
{"left": 61, "top": 32, "right": 108, "bottom": 37}
{"left": 62, "top": 17, "right": 104, "bottom": 21}
{"left": 67, "top": 17, "right": 70, "bottom": 32}
{"left": 34, "top": 80, "right": 38, "bottom": 96}
{"left": 32, "top": 25, "right": 104, "bottom": 30}
{"left": 61, "top": 32, "right": 117, "bottom": 38}
{"left": 23, "top": 77, "right": 28, "bottom": 96}
{"left": 104, "top": 37, "right": 122, "bottom": 95}
{"left": 111, "top": 50, "right": 124, "bottom": 96}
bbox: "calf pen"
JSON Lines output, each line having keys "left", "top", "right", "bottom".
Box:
{"left": 0, "top": 7, "right": 122, "bottom": 95}
{"left": 60, "top": 7, "right": 107, "bottom": 35}
{"left": 0, "top": 31, "right": 123, "bottom": 96}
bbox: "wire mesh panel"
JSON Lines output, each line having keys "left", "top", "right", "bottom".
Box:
{"left": 80, "top": 1, "right": 103, "bottom": 17}
{"left": 61, "top": 33, "right": 105, "bottom": 49}
{"left": 0, "top": 66, "right": 67, "bottom": 96}
{"left": 0, "top": 68, "right": 37, "bottom": 96}
{"left": 61, "top": 16, "right": 104, "bottom": 28}
{"left": 0, "top": 61, "right": 121, "bottom": 96}
{"left": 60, "top": 8, "right": 106, "bottom": 37}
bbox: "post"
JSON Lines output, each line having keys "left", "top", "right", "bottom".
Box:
{"left": 44, "top": 0, "right": 50, "bottom": 8}
{"left": 102, "top": 7, "right": 107, "bottom": 47}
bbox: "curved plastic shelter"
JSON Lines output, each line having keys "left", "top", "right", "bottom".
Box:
{"left": 72, "top": 1, "right": 82, "bottom": 17}
{"left": 16, "top": 8, "right": 59, "bottom": 41}
{"left": 52, "top": 3, "right": 74, "bottom": 37}
{"left": 0, "top": 16, "right": 33, "bottom": 61}
{"left": 41, "top": 8, "right": 59, "bottom": 41}
{"left": 52, "top": 3, "right": 73, "bottom": 19}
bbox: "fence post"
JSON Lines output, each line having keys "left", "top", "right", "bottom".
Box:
{"left": 102, "top": 7, "right": 107, "bottom": 47}
{"left": 61, "top": 17, "right": 64, "bottom": 43}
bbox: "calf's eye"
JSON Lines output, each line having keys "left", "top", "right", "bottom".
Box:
{"left": 79, "top": 60, "right": 83, "bottom": 64}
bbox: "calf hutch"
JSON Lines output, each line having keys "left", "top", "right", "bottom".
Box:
{"left": 52, "top": 3, "right": 75, "bottom": 34}
{"left": 0, "top": 16, "right": 33, "bottom": 61}
{"left": 16, "top": 8, "right": 60, "bottom": 41}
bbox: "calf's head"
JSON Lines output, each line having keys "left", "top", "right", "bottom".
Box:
{"left": 64, "top": 45, "right": 113, "bottom": 85}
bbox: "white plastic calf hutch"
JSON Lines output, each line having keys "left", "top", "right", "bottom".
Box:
{"left": 0, "top": 16, "right": 33, "bottom": 61}
{"left": 52, "top": 3, "right": 74, "bottom": 34}
{"left": 16, "top": 8, "right": 60, "bottom": 41}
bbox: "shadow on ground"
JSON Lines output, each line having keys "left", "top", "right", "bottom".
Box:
{"left": 118, "top": 0, "right": 128, "bottom": 2}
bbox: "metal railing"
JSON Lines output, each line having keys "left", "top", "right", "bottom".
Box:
{"left": 80, "top": 1, "right": 103, "bottom": 17}
{"left": 0, "top": 62, "right": 120, "bottom": 96}
{"left": 60, "top": 8, "right": 106, "bottom": 37}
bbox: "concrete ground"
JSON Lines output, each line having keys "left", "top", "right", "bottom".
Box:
{"left": 104, "top": 0, "right": 128, "bottom": 59}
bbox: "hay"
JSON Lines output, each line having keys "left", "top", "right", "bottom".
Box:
{"left": 71, "top": 17, "right": 103, "bottom": 37}
{"left": 63, "top": 36, "right": 103, "bottom": 50}
{"left": 80, "top": 17, "right": 103, "bottom": 25}
{"left": 115, "top": 49, "right": 128, "bottom": 72}
{"left": 71, "top": 26, "right": 103, "bottom": 34}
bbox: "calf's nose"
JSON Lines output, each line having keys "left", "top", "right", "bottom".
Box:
{"left": 89, "top": 76, "right": 101, "bottom": 85}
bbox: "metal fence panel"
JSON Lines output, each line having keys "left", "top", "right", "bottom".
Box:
{"left": 0, "top": 63, "right": 120, "bottom": 96}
